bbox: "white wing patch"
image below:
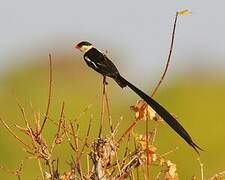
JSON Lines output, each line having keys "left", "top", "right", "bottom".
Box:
{"left": 85, "top": 57, "right": 98, "bottom": 69}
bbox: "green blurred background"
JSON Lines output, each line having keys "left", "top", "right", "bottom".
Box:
{"left": 0, "top": 54, "right": 224, "bottom": 179}
{"left": 1, "top": 0, "right": 225, "bottom": 179}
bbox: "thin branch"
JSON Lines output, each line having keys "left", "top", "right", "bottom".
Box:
{"left": 78, "top": 116, "right": 92, "bottom": 159}
{"left": 151, "top": 12, "right": 178, "bottom": 97}
{"left": 70, "top": 122, "right": 84, "bottom": 179}
{"left": 133, "top": 137, "right": 140, "bottom": 180}
{"left": 56, "top": 102, "right": 65, "bottom": 137}
{"left": 39, "top": 53, "right": 53, "bottom": 135}
{"left": 210, "top": 170, "right": 225, "bottom": 180}
{"left": 74, "top": 94, "right": 99, "bottom": 122}
{"left": 86, "top": 154, "right": 90, "bottom": 175}
{"left": 15, "top": 97, "right": 29, "bottom": 127}
{"left": 197, "top": 158, "right": 204, "bottom": 180}
{"left": 30, "top": 101, "right": 40, "bottom": 134}
{"left": 120, "top": 134, "right": 131, "bottom": 170}
{"left": 150, "top": 127, "right": 157, "bottom": 145}
{"left": 104, "top": 87, "right": 114, "bottom": 133}
{"left": 37, "top": 159, "right": 45, "bottom": 180}
{"left": 161, "top": 147, "right": 179, "bottom": 157}
{"left": 146, "top": 116, "right": 150, "bottom": 179}
{"left": 0, "top": 118, "right": 31, "bottom": 149}
{"left": 16, "top": 99, "right": 39, "bottom": 149}
{"left": 117, "top": 119, "right": 138, "bottom": 144}
{"left": 50, "top": 102, "right": 65, "bottom": 154}
{"left": 0, "top": 160, "right": 24, "bottom": 179}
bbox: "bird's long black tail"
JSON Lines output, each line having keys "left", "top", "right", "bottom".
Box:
{"left": 115, "top": 75, "right": 203, "bottom": 154}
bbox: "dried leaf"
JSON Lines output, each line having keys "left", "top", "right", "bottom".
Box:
{"left": 131, "top": 100, "right": 162, "bottom": 121}
{"left": 162, "top": 160, "right": 179, "bottom": 180}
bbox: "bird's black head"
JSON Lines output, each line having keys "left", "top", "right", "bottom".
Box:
{"left": 76, "top": 41, "right": 92, "bottom": 48}
{"left": 75, "top": 41, "right": 93, "bottom": 53}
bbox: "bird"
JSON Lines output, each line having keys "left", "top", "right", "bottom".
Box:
{"left": 75, "top": 41, "right": 202, "bottom": 154}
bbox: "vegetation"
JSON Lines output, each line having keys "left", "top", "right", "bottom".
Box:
{"left": 0, "top": 11, "right": 225, "bottom": 180}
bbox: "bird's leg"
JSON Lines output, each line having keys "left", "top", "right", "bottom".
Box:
{"left": 102, "top": 75, "right": 114, "bottom": 133}
{"left": 99, "top": 76, "right": 113, "bottom": 138}
{"left": 103, "top": 75, "right": 108, "bottom": 85}
{"left": 99, "top": 76, "right": 107, "bottom": 138}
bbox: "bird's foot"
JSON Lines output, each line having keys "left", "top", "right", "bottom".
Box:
{"left": 103, "top": 76, "right": 108, "bottom": 85}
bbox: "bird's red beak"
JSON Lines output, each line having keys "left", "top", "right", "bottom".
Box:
{"left": 75, "top": 44, "right": 79, "bottom": 49}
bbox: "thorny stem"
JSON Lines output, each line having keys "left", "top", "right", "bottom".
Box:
{"left": 39, "top": 53, "right": 53, "bottom": 135}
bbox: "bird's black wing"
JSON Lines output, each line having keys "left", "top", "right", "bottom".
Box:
{"left": 84, "top": 48, "right": 120, "bottom": 78}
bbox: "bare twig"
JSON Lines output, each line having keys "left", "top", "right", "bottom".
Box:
{"left": 74, "top": 94, "right": 99, "bottom": 121}
{"left": 0, "top": 118, "right": 31, "bottom": 149}
{"left": 0, "top": 160, "right": 24, "bottom": 180}
{"left": 39, "top": 53, "right": 53, "bottom": 135}
{"left": 70, "top": 122, "right": 84, "bottom": 179}
{"left": 146, "top": 116, "right": 150, "bottom": 179}
{"left": 104, "top": 86, "right": 114, "bottom": 133}
{"left": 78, "top": 116, "right": 92, "bottom": 159}
{"left": 16, "top": 99, "right": 39, "bottom": 149}
{"left": 151, "top": 12, "right": 178, "bottom": 97}
{"left": 15, "top": 97, "right": 29, "bottom": 127}
{"left": 50, "top": 102, "right": 65, "bottom": 154}
{"left": 210, "top": 170, "right": 225, "bottom": 180}
{"left": 30, "top": 101, "right": 41, "bottom": 134}
{"left": 56, "top": 101, "right": 65, "bottom": 137}
{"left": 37, "top": 159, "right": 45, "bottom": 180}
{"left": 197, "top": 158, "right": 204, "bottom": 180}
{"left": 117, "top": 119, "right": 138, "bottom": 144}
{"left": 161, "top": 147, "right": 179, "bottom": 157}
{"left": 150, "top": 127, "right": 157, "bottom": 145}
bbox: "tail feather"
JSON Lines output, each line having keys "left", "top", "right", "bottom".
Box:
{"left": 114, "top": 75, "right": 128, "bottom": 88}
{"left": 116, "top": 75, "right": 203, "bottom": 154}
